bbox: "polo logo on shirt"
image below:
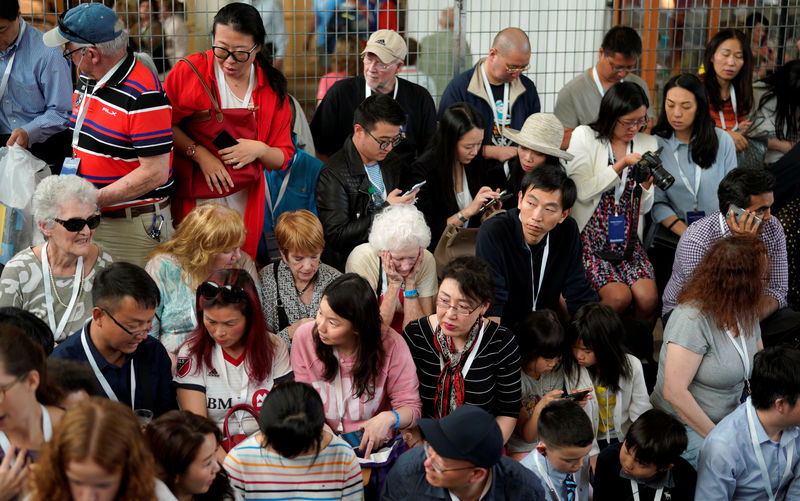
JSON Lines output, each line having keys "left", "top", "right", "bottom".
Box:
{"left": 102, "top": 106, "right": 118, "bottom": 116}
{"left": 208, "top": 368, "right": 219, "bottom": 377}
{"left": 176, "top": 357, "right": 191, "bottom": 378}
{"left": 252, "top": 389, "right": 270, "bottom": 411}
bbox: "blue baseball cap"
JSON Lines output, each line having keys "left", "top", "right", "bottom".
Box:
{"left": 43, "top": 3, "right": 124, "bottom": 47}
{"left": 418, "top": 405, "right": 503, "bottom": 468}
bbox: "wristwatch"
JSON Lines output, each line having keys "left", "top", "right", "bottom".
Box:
{"left": 457, "top": 211, "right": 468, "bottom": 223}
{"left": 185, "top": 143, "right": 197, "bottom": 158}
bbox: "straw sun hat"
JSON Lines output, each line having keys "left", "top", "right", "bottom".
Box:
{"left": 502, "top": 113, "right": 574, "bottom": 161}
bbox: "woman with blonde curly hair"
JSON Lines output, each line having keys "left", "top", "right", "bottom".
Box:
{"left": 27, "top": 397, "right": 174, "bottom": 501}
{"left": 145, "top": 202, "right": 259, "bottom": 354}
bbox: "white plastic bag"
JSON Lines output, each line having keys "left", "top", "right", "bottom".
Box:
{"left": 0, "top": 144, "right": 48, "bottom": 265}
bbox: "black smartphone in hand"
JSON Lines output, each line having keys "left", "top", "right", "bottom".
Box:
{"left": 212, "top": 130, "right": 238, "bottom": 150}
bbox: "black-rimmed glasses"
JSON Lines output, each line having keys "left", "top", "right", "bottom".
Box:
{"left": 57, "top": 16, "right": 96, "bottom": 45}
{"left": 62, "top": 46, "right": 87, "bottom": 59}
{"left": 100, "top": 308, "right": 150, "bottom": 337}
{"left": 365, "top": 129, "right": 405, "bottom": 151}
{"left": 198, "top": 281, "right": 247, "bottom": 303}
{"left": 54, "top": 215, "right": 101, "bottom": 232}
{"left": 212, "top": 44, "right": 259, "bottom": 63}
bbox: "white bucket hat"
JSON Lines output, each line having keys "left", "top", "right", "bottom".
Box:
{"left": 502, "top": 113, "right": 574, "bottom": 161}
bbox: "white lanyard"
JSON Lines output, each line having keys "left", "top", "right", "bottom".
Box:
{"left": 673, "top": 147, "right": 701, "bottom": 210}
{"left": 438, "top": 319, "right": 487, "bottom": 377}
{"left": 527, "top": 233, "right": 550, "bottom": 311}
{"left": 480, "top": 62, "right": 510, "bottom": 146}
{"left": 333, "top": 349, "right": 346, "bottom": 433}
{"left": 725, "top": 328, "right": 750, "bottom": 392}
{"left": 719, "top": 85, "right": 738, "bottom": 131}
{"left": 72, "top": 57, "right": 127, "bottom": 148}
{"left": 592, "top": 66, "right": 606, "bottom": 96}
{"left": 80, "top": 324, "right": 135, "bottom": 405}
{"left": 265, "top": 159, "right": 294, "bottom": 219}
{"left": 0, "top": 404, "right": 51, "bottom": 462}
{"left": 746, "top": 398, "right": 795, "bottom": 501}
{"left": 630, "top": 479, "right": 663, "bottom": 501}
{"left": 608, "top": 142, "right": 633, "bottom": 214}
{"left": 216, "top": 62, "right": 255, "bottom": 109}
{"left": 41, "top": 241, "right": 84, "bottom": 339}
{"left": 533, "top": 451, "right": 562, "bottom": 501}
{"left": 0, "top": 21, "right": 24, "bottom": 101}
{"left": 364, "top": 78, "right": 399, "bottom": 100}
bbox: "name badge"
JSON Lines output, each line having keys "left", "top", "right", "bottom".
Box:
{"left": 686, "top": 211, "right": 705, "bottom": 226}
{"left": 61, "top": 157, "right": 80, "bottom": 176}
{"left": 608, "top": 215, "right": 626, "bottom": 244}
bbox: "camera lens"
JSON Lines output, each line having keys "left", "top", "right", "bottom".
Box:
{"left": 650, "top": 163, "right": 675, "bottom": 191}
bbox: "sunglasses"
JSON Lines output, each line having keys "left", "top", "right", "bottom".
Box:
{"left": 198, "top": 281, "right": 247, "bottom": 303}
{"left": 54, "top": 214, "right": 101, "bottom": 232}
{"left": 57, "top": 16, "right": 96, "bottom": 45}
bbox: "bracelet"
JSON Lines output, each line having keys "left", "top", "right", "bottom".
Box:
{"left": 457, "top": 211, "right": 468, "bottom": 223}
{"left": 403, "top": 289, "right": 419, "bottom": 298}
{"left": 390, "top": 410, "right": 400, "bottom": 429}
{"left": 666, "top": 218, "right": 680, "bottom": 231}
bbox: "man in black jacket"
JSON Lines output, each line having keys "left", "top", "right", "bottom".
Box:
{"left": 476, "top": 165, "right": 598, "bottom": 329}
{"left": 316, "top": 93, "right": 417, "bottom": 271}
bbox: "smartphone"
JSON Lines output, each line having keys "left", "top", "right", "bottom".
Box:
{"left": 478, "top": 190, "right": 508, "bottom": 215}
{"left": 727, "top": 204, "right": 762, "bottom": 228}
{"left": 563, "top": 390, "right": 591, "bottom": 401}
{"left": 403, "top": 180, "right": 426, "bottom": 197}
{"left": 340, "top": 429, "right": 364, "bottom": 448}
{"left": 212, "top": 130, "right": 239, "bottom": 150}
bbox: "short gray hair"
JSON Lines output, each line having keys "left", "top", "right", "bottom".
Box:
{"left": 73, "top": 20, "right": 128, "bottom": 57}
{"left": 368, "top": 204, "right": 431, "bottom": 251}
{"left": 33, "top": 175, "right": 98, "bottom": 228}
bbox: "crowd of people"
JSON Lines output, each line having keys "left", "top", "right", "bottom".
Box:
{"left": 1, "top": 1, "right": 800, "bottom": 500}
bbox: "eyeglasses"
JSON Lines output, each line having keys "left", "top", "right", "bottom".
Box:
{"left": 57, "top": 16, "right": 96, "bottom": 45}
{"left": 0, "top": 376, "right": 23, "bottom": 404}
{"left": 198, "top": 281, "right": 247, "bottom": 303}
{"left": 424, "top": 443, "right": 476, "bottom": 474}
{"left": 605, "top": 55, "right": 637, "bottom": 74}
{"left": 436, "top": 296, "right": 482, "bottom": 317}
{"left": 362, "top": 53, "right": 397, "bottom": 71}
{"left": 365, "top": 129, "right": 405, "bottom": 150}
{"left": 62, "top": 46, "right": 88, "bottom": 59}
{"left": 54, "top": 214, "right": 101, "bottom": 232}
{"left": 212, "top": 44, "right": 258, "bottom": 63}
{"left": 616, "top": 117, "right": 648, "bottom": 130}
{"left": 100, "top": 308, "right": 150, "bottom": 337}
{"left": 504, "top": 63, "right": 530, "bottom": 73}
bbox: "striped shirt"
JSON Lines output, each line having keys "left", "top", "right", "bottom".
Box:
{"left": 70, "top": 53, "right": 173, "bottom": 210}
{"left": 224, "top": 433, "right": 364, "bottom": 500}
{"left": 402, "top": 318, "right": 521, "bottom": 419}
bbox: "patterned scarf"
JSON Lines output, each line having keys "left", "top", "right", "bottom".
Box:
{"left": 433, "top": 319, "right": 482, "bottom": 418}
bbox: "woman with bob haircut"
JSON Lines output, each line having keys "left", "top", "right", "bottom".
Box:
{"left": 651, "top": 234, "right": 766, "bottom": 467}
{"left": 564, "top": 81, "right": 658, "bottom": 320}
{"left": 146, "top": 410, "right": 240, "bottom": 501}
{"left": 0, "top": 326, "right": 64, "bottom": 501}
{"left": 146, "top": 202, "right": 259, "bottom": 354}
{"left": 224, "top": 382, "right": 363, "bottom": 500}
{"left": 409, "top": 102, "right": 502, "bottom": 250}
{"left": 175, "top": 269, "right": 292, "bottom": 461}
{"left": 346, "top": 204, "right": 437, "bottom": 333}
{"left": 291, "top": 274, "right": 421, "bottom": 457}
{"left": 0, "top": 175, "right": 113, "bottom": 342}
{"left": 27, "top": 398, "right": 173, "bottom": 501}
{"left": 402, "top": 256, "right": 521, "bottom": 443}
{"left": 259, "top": 210, "right": 340, "bottom": 347}
{"left": 701, "top": 29, "right": 754, "bottom": 152}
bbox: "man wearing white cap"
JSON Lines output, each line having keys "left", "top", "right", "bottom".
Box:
{"left": 310, "top": 29, "right": 436, "bottom": 166}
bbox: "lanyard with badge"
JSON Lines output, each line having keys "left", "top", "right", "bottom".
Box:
{"left": 629, "top": 479, "right": 663, "bottom": 501}
{"left": 480, "top": 63, "right": 510, "bottom": 147}
{"left": 746, "top": 397, "right": 795, "bottom": 501}
{"left": 80, "top": 323, "right": 136, "bottom": 405}
{"left": 725, "top": 325, "right": 751, "bottom": 397}
{"left": 673, "top": 145, "right": 705, "bottom": 225}
{"left": 532, "top": 450, "right": 564, "bottom": 501}
{"left": 718, "top": 85, "right": 738, "bottom": 131}
{"left": 0, "top": 21, "right": 25, "bottom": 102}
{"left": 41, "top": 241, "right": 84, "bottom": 339}
{"left": 527, "top": 233, "right": 550, "bottom": 311}
{"left": 607, "top": 142, "right": 633, "bottom": 244}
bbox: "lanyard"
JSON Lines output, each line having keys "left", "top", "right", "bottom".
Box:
{"left": 480, "top": 62, "right": 510, "bottom": 146}
{"left": 607, "top": 141, "right": 633, "bottom": 215}
{"left": 719, "top": 85, "right": 738, "bottom": 131}
{"left": 630, "top": 479, "right": 663, "bottom": 501}
{"left": 592, "top": 66, "right": 605, "bottom": 96}
{"left": 746, "top": 398, "right": 795, "bottom": 501}
{"left": 726, "top": 327, "right": 751, "bottom": 393}
{"left": 80, "top": 324, "right": 135, "bottom": 405}
{"left": 72, "top": 57, "right": 127, "bottom": 148}
{"left": 364, "top": 163, "right": 387, "bottom": 199}
{"left": 216, "top": 62, "right": 255, "bottom": 109}
{"left": 0, "top": 21, "right": 24, "bottom": 101}
{"left": 41, "top": 241, "right": 84, "bottom": 339}
{"left": 364, "top": 77, "right": 399, "bottom": 100}
{"left": 0, "top": 404, "right": 51, "bottom": 462}
{"left": 438, "top": 319, "right": 487, "bottom": 376}
{"left": 333, "top": 349, "right": 346, "bottom": 433}
{"left": 532, "top": 451, "right": 562, "bottom": 501}
{"left": 527, "top": 233, "right": 550, "bottom": 311}
{"left": 673, "top": 146, "right": 701, "bottom": 210}
{"left": 265, "top": 157, "right": 295, "bottom": 220}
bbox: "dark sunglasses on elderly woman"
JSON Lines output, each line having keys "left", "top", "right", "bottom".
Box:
{"left": 198, "top": 281, "right": 247, "bottom": 303}
{"left": 54, "top": 215, "right": 101, "bottom": 232}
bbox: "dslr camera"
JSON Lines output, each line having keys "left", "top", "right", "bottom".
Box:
{"left": 631, "top": 147, "right": 674, "bottom": 191}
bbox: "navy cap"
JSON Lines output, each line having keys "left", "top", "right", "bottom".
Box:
{"left": 417, "top": 405, "right": 503, "bottom": 468}
{"left": 43, "top": 3, "right": 123, "bottom": 47}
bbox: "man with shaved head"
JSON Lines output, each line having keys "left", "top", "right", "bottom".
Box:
{"left": 438, "top": 27, "right": 541, "bottom": 177}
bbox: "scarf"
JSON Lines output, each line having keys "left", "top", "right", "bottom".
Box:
{"left": 433, "top": 318, "right": 482, "bottom": 418}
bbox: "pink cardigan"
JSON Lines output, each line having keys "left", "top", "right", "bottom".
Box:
{"left": 291, "top": 321, "right": 422, "bottom": 434}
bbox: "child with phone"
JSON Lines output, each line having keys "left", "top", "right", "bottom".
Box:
{"left": 563, "top": 303, "right": 651, "bottom": 451}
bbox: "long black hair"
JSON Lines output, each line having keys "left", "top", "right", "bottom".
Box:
{"left": 758, "top": 59, "right": 800, "bottom": 142}
{"left": 212, "top": 2, "right": 287, "bottom": 104}
{"left": 590, "top": 81, "right": 649, "bottom": 142}
{"left": 313, "top": 274, "right": 385, "bottom": 399}
{"left": 652, "top": 73, "right": 720, "bottom": 168}
{"left": 428, "top": 102, "right": 486, "bottom": 212}
{"left": 702, "top": 29, "right": 753, "bottom": 117}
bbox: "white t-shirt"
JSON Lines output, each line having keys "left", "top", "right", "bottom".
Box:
{"left": 175, "top": 335, "right": 292, "bottom": 436}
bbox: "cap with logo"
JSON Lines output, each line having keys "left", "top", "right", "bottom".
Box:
{"left": 361, "top": 29, "right": 407, "bottom": 64}
{"left": 43, "top": 3, "right": 124, "bottom": 47}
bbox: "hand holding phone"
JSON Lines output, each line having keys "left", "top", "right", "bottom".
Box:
{"left": 726, "top": 204, "right": 762, "bottom": 234}
{"left": 563, "top": 389, "right": 591, "bottom": 401}
{"left": 478, "top": 190, "right": 508, "bottom": 215}
{"left": 403, "top": 180, "right": 426, "bottom": 197}
{"left": 212, "top": 130, "right": 239, "bottom": 150}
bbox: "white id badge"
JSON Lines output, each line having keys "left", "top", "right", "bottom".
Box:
{"left": 61, "top": 157, "right": 80, "bottom": 176}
